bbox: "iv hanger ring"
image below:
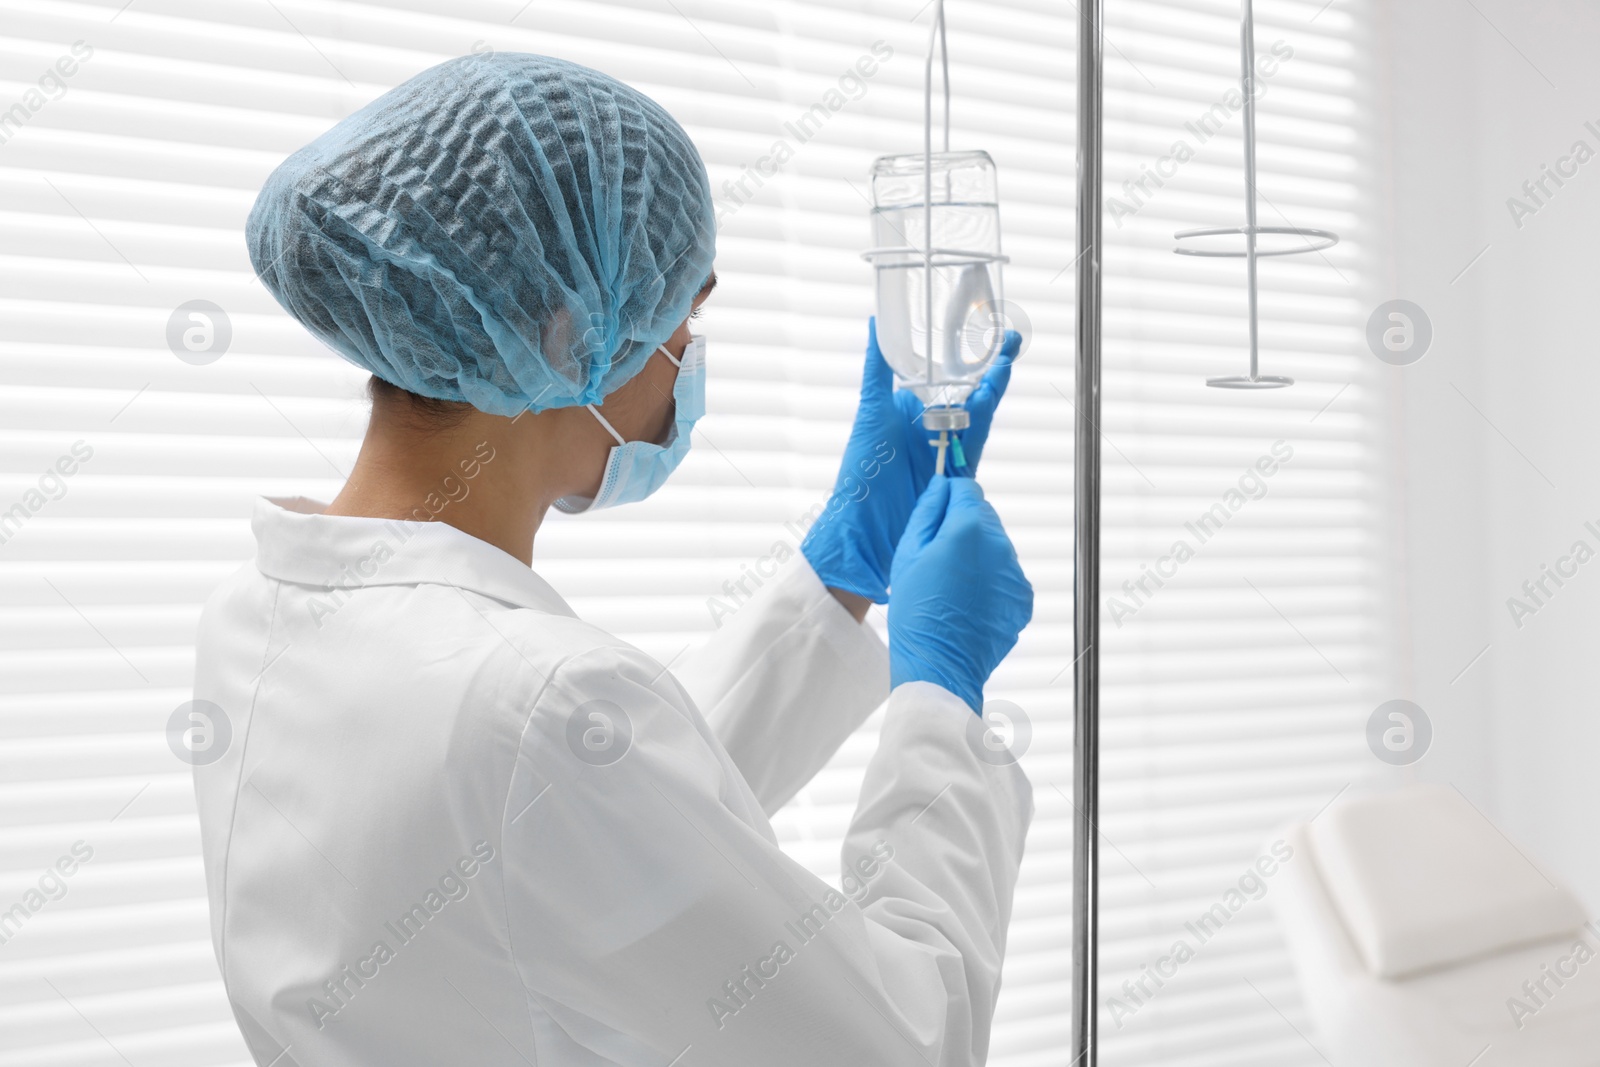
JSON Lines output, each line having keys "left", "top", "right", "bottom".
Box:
{"left": 1205, "top": 373, "right": 1295, "bottom": 389}
{"left": 860, "top": 246, "right": 1011, "bottom": 266}
{"left": 1173, "top": 224, "right": 1340, "bottom": 258}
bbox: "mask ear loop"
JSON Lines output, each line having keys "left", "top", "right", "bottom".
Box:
{"left": 585, "top": 341, "right": 685, "bottom": 444}
{"left": 585, "top": 404, "right": 627, "bottom": 446}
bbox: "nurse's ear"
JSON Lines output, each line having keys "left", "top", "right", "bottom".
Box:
{"left": 588, "top": 273, "right": 715, "bottom": 448}
{"left": 588, "top": 345, "right": 680, "bottom": 450}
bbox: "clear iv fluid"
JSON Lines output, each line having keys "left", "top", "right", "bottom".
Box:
{"left": 872, "top": 203, "right": 1000, "bottom": 407}
{"left": 866, "top": 151, "right": 1006, "bottom": 412}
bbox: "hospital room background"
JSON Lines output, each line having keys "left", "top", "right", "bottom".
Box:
{"left": 2, "top": 0, "right": 1597, "bottom": 1064}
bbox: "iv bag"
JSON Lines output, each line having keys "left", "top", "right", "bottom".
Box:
{"left": 866, "top": 150, "right": 1007, "bottom": 419}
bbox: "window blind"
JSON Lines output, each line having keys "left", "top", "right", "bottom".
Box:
{"left": 0, "top": 1, "right": 1384, "bottom": 1065}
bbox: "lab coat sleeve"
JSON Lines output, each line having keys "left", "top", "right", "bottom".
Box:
{"left": 501, "top": 648, "right": 1031, "bottom": 1067}
{"left": 675, "top": 554, "right": 890, "bottom": 815}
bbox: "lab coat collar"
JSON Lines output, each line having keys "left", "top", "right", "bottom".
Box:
{"left": 252, "top": 497, "right": 577, "bottom": 617}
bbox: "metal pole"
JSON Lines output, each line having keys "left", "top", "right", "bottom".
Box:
{"left": 1071, "top": 0, "right": 1103, "bottom": 1062}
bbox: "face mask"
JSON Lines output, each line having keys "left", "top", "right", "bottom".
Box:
{"left": 554, "top": 335, "right": 706, "bottom": 514}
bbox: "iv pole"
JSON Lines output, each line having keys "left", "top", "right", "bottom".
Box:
{"left": 1071, "top": 0, "right": 1103, "bottom": 1062}
{"left": 1072, "top": 2, "right": 1342, "bottom": 1058}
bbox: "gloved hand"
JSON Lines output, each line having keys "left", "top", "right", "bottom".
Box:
{"left": 801, "top": 318, "right": 1022, "bottom": 604}
{"left": 887, "top": 476, "right": 1033, "bottom": 714}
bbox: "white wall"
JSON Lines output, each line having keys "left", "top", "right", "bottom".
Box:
{"left": 1380, "top": 0, "right": 1600, "bottom": 905}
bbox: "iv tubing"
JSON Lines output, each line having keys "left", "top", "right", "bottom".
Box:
{"left": 922, "top": 0, "right": 951, "bottom": 414}
{"left": 937, "top": 7, "right": 950, "bottom": 153}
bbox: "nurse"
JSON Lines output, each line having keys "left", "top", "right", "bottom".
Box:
{"left": 195, "top": 52, "right": 1032, "bottom": 1067}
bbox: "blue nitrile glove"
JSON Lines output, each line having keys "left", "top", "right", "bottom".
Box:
{"left": 800, "top": 318, "right": 1022, "bottom": 604}
{"left": 887, "top": 476, "right": 1033, "bottom": 714}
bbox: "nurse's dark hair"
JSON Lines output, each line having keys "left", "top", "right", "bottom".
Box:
{"left": 367, "top": 375, "right": 475, "bottom": 433}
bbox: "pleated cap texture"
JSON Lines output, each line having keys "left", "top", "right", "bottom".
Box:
{"left": 247, "top": 52, "right": 716, "bottom": 416}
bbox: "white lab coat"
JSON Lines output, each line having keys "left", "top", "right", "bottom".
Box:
{"left": 191, "top": 497, "right": 1032, "bottom": 1067}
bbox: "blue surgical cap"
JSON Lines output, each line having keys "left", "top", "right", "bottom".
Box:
{"left": 246, "top": 53, "right": 716, "bottom": 416}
